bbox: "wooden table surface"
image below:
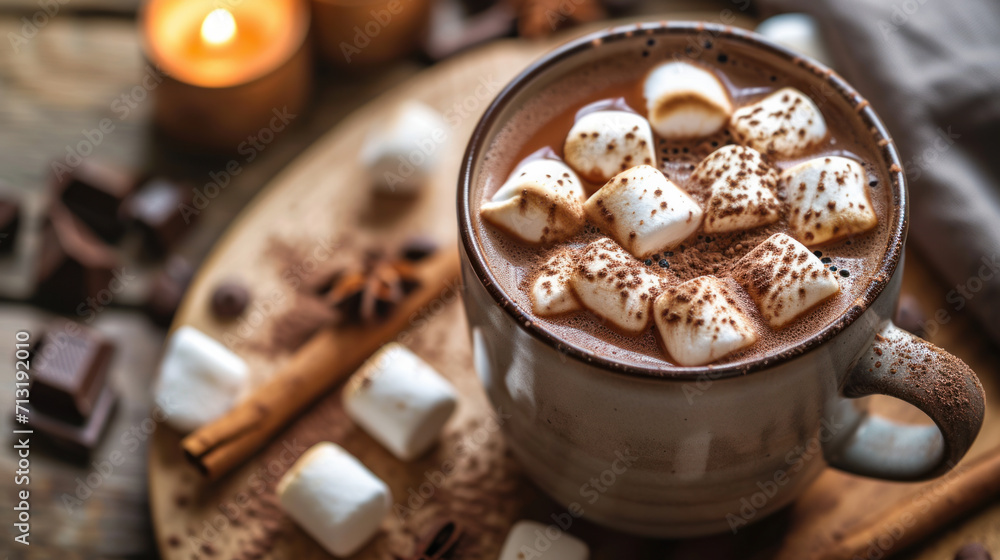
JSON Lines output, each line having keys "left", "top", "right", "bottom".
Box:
{"left": 0, "top": 3, "right": 997, "bottom": 559}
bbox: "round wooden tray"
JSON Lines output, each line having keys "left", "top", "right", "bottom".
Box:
{"left": 148, "top": 15, "right": 1000, "bottom": 560}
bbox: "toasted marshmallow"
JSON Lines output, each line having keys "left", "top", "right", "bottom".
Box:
{"left": 277, "top": 442, "right": 391, "bottom": 557}
{"left": 654, "top": 276, "right": 757, "bottom": 366}
{"left": 361, "top": 101, "right": 449, "bottom": 195}
{"left": 733, "top": 233, "right": 840, "bottom": 328}
{"left": 498, "top": 520, "right": 589, "bottom": 560}
{"left": 730, "top": 88, "right": 827, "bottom": 156}
{"left": 782, "top": 156, "right": 877, "bottom": 246}
{"left": 563, "top": 110, "right": 657, "bottom": 183}
{"left": 531, "top": 250, "right": 581, "bottom": 316}
{"left": 481, "top": 158, "right": 587, "bottom": 245}
{"left": 644, "top": 61, "right": 733, "bottom": 138}
{"left": 583, "top": 165, "right": 702, "bottom": 258}
{"left": 343, "top": 343, "right": 458, "bottom": 461}
{"left": 690, "top": 145, "right": 781, "bottom": 233}
{"left": 570, "top": 238, "right": 664, "bottom": 335}
{"left": 154, "top": 326, "right": 248, "bottom": 433}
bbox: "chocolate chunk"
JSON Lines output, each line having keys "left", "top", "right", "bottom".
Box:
{"left": 32, "top": 384, "right": 117, "bottom": 459}
{"left": 0, "top": 197, "right": 21, "bottom": 254}
{"left": 144, "top": 255, "right": 194, "bottom": 327}
{"left": 955, "top": 543, "right": 993, "bottom": 560}
{"left": 128, "top": 178, "right": 194, "bottom": 255}
{"left": 211, "top": 281, "right": 250, "bottom": 319}
{"left": 55, "top": 160, "right": 137, "bottom": 242}
{"left": 894, "top": 294, "right": 928, "bottom": 338}
{"left": 400, "top": 235, "right": 439, "bottom": 262}
{"left": 33, "top": 204, "right": 120, "bottom": 313}
{"left": 30, "top": 319, "right": 114, "bottom": 423}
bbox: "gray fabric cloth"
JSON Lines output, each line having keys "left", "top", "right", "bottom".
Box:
{"left": 757, "top": 0, "right": 1000, "bottom": 343}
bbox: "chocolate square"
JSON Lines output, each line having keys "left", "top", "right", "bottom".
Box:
{"left": 34, "top": 204, "right": 120, "bottom": 312}
{"left": 143, "top": 255, "right": 194, "bottom": 327}
{"left": 0, "top": 198, "right": 20, "bottom": 254}
{"left": 30, "top": 319, "right": 114, "bottom": 423}
{"left": 31, "top": 385, "right": 117, "bottom": 459}
{"left": 55, "top": 160, "right": 136, "bottom": 242}
{"left": 127, "top": 178, "right": 193, "bottom": 255}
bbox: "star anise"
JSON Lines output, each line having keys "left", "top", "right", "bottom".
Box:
{"left": 320, "top": 236, "right": 437, "bottom": 325}
{"left": 325, "top": 252, "right": 420, "bottom": 324}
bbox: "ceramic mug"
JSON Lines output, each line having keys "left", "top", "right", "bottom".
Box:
{"left": 457, "top": 22, "right": 986, "bottom": 538}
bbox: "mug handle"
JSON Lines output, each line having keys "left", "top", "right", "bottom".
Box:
{"left": 827, "top": 321, "right": 986, "bottom": 481}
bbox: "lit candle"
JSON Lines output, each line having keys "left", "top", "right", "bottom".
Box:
{"left": 201, "top": 9, "right": 237, "bottom": 47}
{"left": 140, "top": 0, "right": 311, "bottom": 151}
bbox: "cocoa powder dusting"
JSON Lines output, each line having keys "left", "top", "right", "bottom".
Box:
{"left": 854, "top": 328, "right": 984, "bottom": 452}
{"left": 216, "top": 302, "right": 527, "bottom": 559}
{"left": 265, "top": 295, "right": 338, "bottom": 353}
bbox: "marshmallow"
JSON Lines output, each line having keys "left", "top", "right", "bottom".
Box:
{"left": 570, "top": 237, "right": 665, "bottom": 335}
{"left": 690, "top": 145, "right": 781, "bottom": 233}
{"left": 781, "top": 156, "right": 877, "bottom": 246}
{"left": 733, "top": 233, "right": 840, "bottom": 328}
{"left": 277, "top": 442, "right": 391, "bottom": 557}
{"left": 563, "top": 110, "right": 657, "bottom": 183}
{"left": 653, "top": 276, "right": 758, "bottom": 366}
{"left": 756, "top": 14, "right": 834, "bottom": 67}
{"left": 481, "top": 158, "right": 587, "bottom": 245}
{"left": 583, "top": 165, "right": 703, "bottom": 258}
{"left": 730, "top": 88, "right": 827, "bottom": 156}
{"left": 498, "top": 521, "right": 589, "bottom": 560}
{"left": 531, "top": 250, "right": 581, "bottom": 316}
{"left": 361, "top": 101, "right": 448, "bottom": 195}
{"left": 643, "top": 61, "right": 733, "bottom": 138}
{"left": 154, "top": 326, "right": 248, "bottom": 433}
{"left": 343, "top": 343, "right": 458, "bottom": 461}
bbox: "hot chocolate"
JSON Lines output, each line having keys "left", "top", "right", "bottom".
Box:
{"left": 471, "top": 35, "right": 892, "bottom": 370}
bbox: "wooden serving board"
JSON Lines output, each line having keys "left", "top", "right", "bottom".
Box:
{"left": 149, "top": 16, "right": 1000, "bottom": 560}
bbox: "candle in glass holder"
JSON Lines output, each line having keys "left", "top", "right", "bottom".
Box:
{"left": 140, "top": 0, "right": 311, "bottom": 152}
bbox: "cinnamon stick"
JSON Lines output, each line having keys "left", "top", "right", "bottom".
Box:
{"left": 802, "top": 445, "right": 1000, "bottom": 560}
{"left": 181, "top": 248, "right": 462, "bottom": 480}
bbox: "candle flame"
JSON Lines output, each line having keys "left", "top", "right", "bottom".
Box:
{"left": 201, "top": 8, "right": 236, "bottom": 46}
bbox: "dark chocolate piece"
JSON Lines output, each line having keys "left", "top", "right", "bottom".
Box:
{"left": 33, "top": 204, "right": 120, "bottom": 313}
{"left": 211, "top": 281, "right": 250, "bottom": 319}
{"left": 956, "top": 544, "right": 993, "bottom": 560}
{"left": 0, "top": 197, "right": 20, "bottom": 254}
{"left": 32, "top": 384, "right": 117, "bottom": 459}
{"left": 55, "top": 159, "right": 136, "bottom": 242}
{"left": 144, "top": 255, "right": 194, "bottom": 327}
{"left": 128, "top": 178, "right": 194, "bottom": 255}
{"left": 30, "top": 319, "right": 114, "bottom": 424}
